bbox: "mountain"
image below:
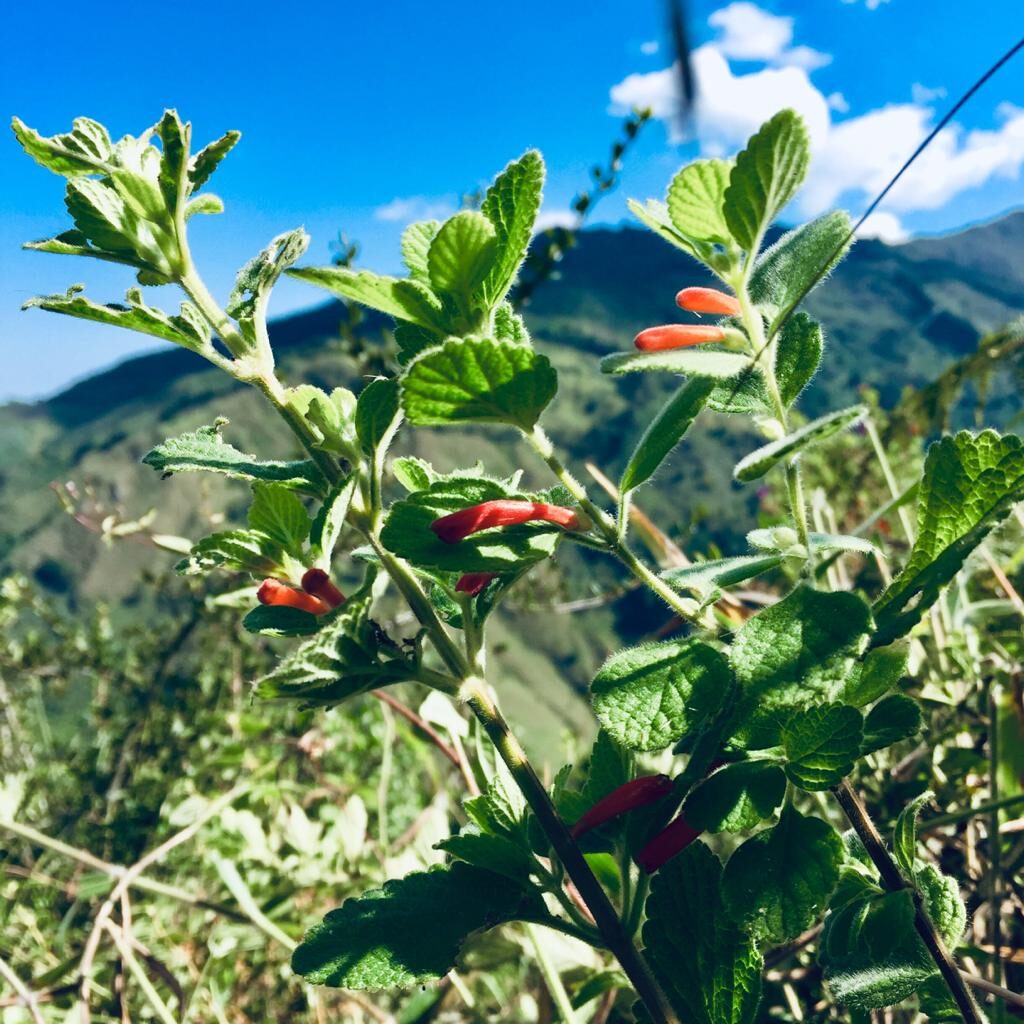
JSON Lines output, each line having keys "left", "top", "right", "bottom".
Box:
{"left": 2, "top": 214, "right": 1021, "bottom": 749}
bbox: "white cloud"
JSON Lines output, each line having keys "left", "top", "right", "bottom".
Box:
{"left": 535, "top": 208, "right": 578, "bottom": 231}
{"left": 610, "top": 47, "right": 830, "bottom": 147}
{"left": 708, "top": 2, "right": 831, "bottom": 70}
{"left": 374, "top": 195, "right": 456, "bottom": 223}
{"left": 827, "top": 91, "right": 850, "bottom": 113}
{"left": 911, "top": 82, "right": 947, "bottom": 105}
{"left": 609, "top": 4, "right": 1024, "bottom": 233}
{"left": 855, "top": 211, "right": 908, "bottom": 243}
{"left": 640, "top": 40, "right": 659, "bottom": 55}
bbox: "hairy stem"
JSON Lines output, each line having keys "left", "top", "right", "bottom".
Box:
{"left": 462, "top": 677, "right": 677, "bottom": 1024}
{"left": 527, "top": 426, "right": 700, "bottom": 624}
{"left": 831, "top": 780, "right": 984, "bottom": 1024}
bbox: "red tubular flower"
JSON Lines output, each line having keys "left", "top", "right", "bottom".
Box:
{"left": 675, "top": 286, "right": 742, "bottom": 316}
{"left": 431, "top": 500, "right": 582, "bottom": 545}
{"left": 635, "top": 813, "right": 704, "bottom": 874}
{"left": 257, "top": 578, "right": 331, "bottom": 616}
{"left": 634, "top": 324, "right": 728, "bottom": 352}
{"left": 570, "top": 775, "right": 673, "bottom": 840}
{"left": 455, "top": 572, "right": 499, "bottom": 596}
{"left": 301, "top": 568, "right": 346, "bottom": 608}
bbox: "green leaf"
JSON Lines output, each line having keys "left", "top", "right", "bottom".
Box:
{"left": 291, "top": 386, "right": 358, "bottom": 458}
{"left": 189, "top": 130, "right": 241, "bottom": 191}
{"left": 479, "top": 150, "right": 545, "bottom": 306}
{"left": 747, "top": 528, "right": 875, "bottom": 557}
{"left": 254, "top": 572, "right": 416, "bottom": 706}
{"left": 380, "top": 477, "right": 562, "bottom": 573}
{"left": 176, "top": 529, "right": 285, "bottom": 578}
{"left": 750, "top": 211, "right": 853, "bottom": 338}
{"left": 627, "top": 198, "right": 713, "bottom": 264}
{"left": 601, "top": 348, "right": 753, "bottom": 379}
{"left": 782, "top": 703, "right": 864, "bottom": 791}
{"left": 242, "top": 605, "right": 320, "bottom": 637}
{"left": 391, "top": 457, "right": 435, "bottom": 493}
{"left": 582, "top": 731, "right": 632, "bottom": 807}
{"left": 683, "top": 762, "right": 786, "bottom": 833}
{"left": 24, "top": 285, "right": 208, "bottom": 352}
{"left": 143, "top": 422, "right": 324, "bottom": 493}
{"left": 642, "top": 843, "right": 763, "bottom": 1024}
{"left": 662, "top": 555, "right": 784, "bottom": 603}
{"left": 400, "top": 220, "right": 440, "bottom": 282}
{"left": 310, "top": 478, "right": 356, "bottom": 563}
{"left": 184, "top": 193, "right": 224, "bottom": 218}
{"left": 729, "top": 585, "right": 872, "bottom": 749}
{"left": 436, "top": 829, "right": 533, "bottom": 882}
{"left": 427, "top": 211, "right": 498, "bottom": 314}
{"left": 874, "top": 430, "right": 1024, "bottom": 645}
{"left": 893, "top": 791, "right": 933, "bottom": 880}
{"left": 355, "top": 377, "right": 402, "bottom": 458}
{"left": 620, "top": 378, "right": 714, "bottom": 494}
{"left": 708, "top": 313, "right": 822, "bottom": 414}
{"left": 400, "top": 337, "right": 556, "bottom": 430}
{"left": 227, "top": 228, "right": 309, "bottom": 345}
{"left": 839, "top": 644, "right": 908, "bottom": 707}
{"left": 724, "top": 109, "right": 810, "bottom": 252}
{"left": 248, "top": 483, "right": 311, "bottom": 558}
{"left": 590, "top": 639, "right": 731, "bottom": 752}
{"left": 734, "top": 405, "right": 867, "bottom": 483}
{"left": 723, "top": 805, "right": 844, "bottom": 943}
{"left": 666, "top": 159, "right": 734, "bottom": 245}
{"left": 288, "top": 265, "right": 446, "bottom": 333}
{"left": 292, "top": 863, "right": 544, "bottom": 989}
{"left": 861, "top": 694, "right": 922, "bottom": 755}
{"left": 12, "top": 116, "right": 113, "bottom": 175}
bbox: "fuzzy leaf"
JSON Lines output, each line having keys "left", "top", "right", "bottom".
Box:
{"left": 723, "top": 805, "right": 844, "bottom": 943}
{"left": 248, "top": 483, "right": 311, "bottom": 558}
{"left": 288, "top": 265, "right": 446, "bottom": 333}
{"left": 627, "top": 198, "right": 712, "bottom": 263}
{"left": 734, "top": 405, "right": 867, "bottom": 483}
{"left": 12, "top": 116, "right": 113, "bottom": 175}
{"left": 177, "top": 529, "right": 285, "bottom": 578}
{"left": 400, "top": 337, "right": 556, "bottom": 429}
{"left": 666, "top": 159, "right": 734, "bottom": 245}
{"left": 479, "top": 150, "right": 545, "bottom": 305}
{"left": 189, "top": 130, "right": 241, "bottom": 191}
{"left": 292, "top": 863, "right": 544, "bottom": 989}
{"left": 662, "top": 555, "right": 784, "bottom": 602}
{"left": 427, "top": 211, "right": 498, "bottom": 312}
{"left": 227, "top": 228, "right": 309, "bottom": 343}
{"left": 601, "top": 349, "right": 753, "bottom": 379}
{"left": 620, "top": 378, "right": 714, "bottom": 493}
{"left": 590, "top": 639, "right": 731, "bottom": 752}
{"left": 783, "top": 703, "right": 864, "bottom": 791}
{"left": 642, "top": 843, "right": 763, "bottom": 1024}
{"left": 242, "top": 605, "right": 320, "bottom": 637}
{"left": 750, "top": 211, "right": 853, "bottom": 338}
{"left": 435, "top": 829, "right": 533, "bottom": 882}
{"left": 401, "top": 220, "right": 440, "bottom": 283}
{"left": 355, "top": 377, "right": 402, "bottom": 458}
{"left": 893, "top": 791, "right": 933, "bottom": 880}
{"left": 839, "top": 644, "right": 908, "bottom": 707}
{"left": 729, "top": 585, "right": 872, "bottom": 749}
{"left": 683, "top": 762, "right": 786, "bottom": 833}
{"left": 860, "top": 694, "right": 922, "bottom": 755}
{"left": 380, "top": 478, "right": 562, "bottom": 573}
{"left": 143, "top": 423, "right": 324, "bottom": 492}
{"left": 724, "top": 109, "right": 810, "bottom": 251}
{"left": 874, "top": 430, "right": 1024, "bottom": 645}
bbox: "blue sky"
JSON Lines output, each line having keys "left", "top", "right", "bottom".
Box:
{"left": 3, "top": 0, "right": 1024, "bottom": 401}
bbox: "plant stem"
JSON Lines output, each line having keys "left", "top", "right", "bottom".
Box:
{"left": 526, "top": 426, "right": 700, "bottom": 624}
{"left": 525, "top": 922, "right": 582, "bottom": 1024}
{"left": 462, "top": 677, "right": 677, "bottom": 1024}
{"left": 831, "top": 780, "right": 984, "bottom": 1024}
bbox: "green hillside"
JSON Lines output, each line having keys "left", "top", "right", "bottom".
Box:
{"left": 2, "top": 215, "right": 1021, "bottom": 750}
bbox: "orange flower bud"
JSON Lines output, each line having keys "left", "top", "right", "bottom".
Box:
{"left": 431, "top": 500, "right": 582, "bottom": 545}
{"left": 634, "top": 324, "right": 727, "bottom": 352}
{"left": 675, "top": 286, "right": 741, "bottom": 316}
{"left": 257, "top": 578, "right": 331, "bottom": 616}
{"left": 455, "top": 572, "right": 499, "bottom": 596}
{"left": 301, "top": 568, "right": 346, "bottom": 608}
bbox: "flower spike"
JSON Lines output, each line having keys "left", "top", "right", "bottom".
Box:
{"left": 675, "top": 286, "right": 741, "bottom": 316}
{"left": 431, "top": 500, "right": 582, "bottom": 545}
{"left": 257, "top": 578, "right": 332, "bottom": 616}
